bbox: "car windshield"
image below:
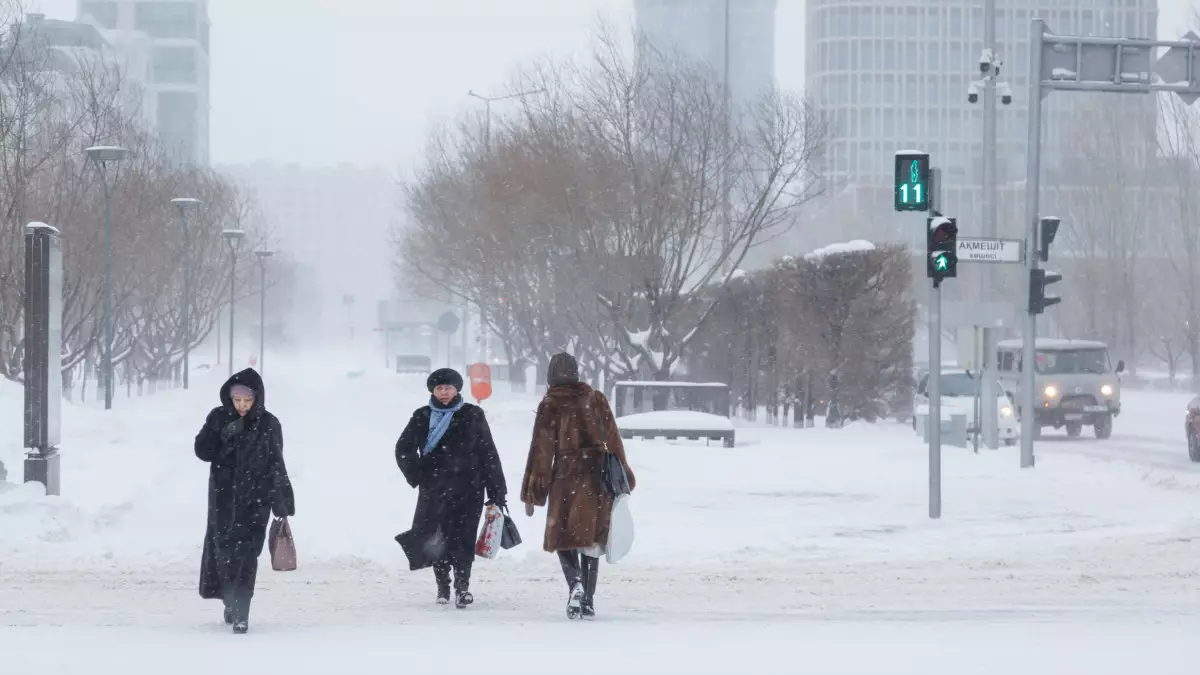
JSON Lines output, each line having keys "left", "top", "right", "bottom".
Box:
{"left": 938, "top": 373, "right": 979, "bottom": 397}
{"left": 1035, "top": 348, "right": 1109, "bottom": 375}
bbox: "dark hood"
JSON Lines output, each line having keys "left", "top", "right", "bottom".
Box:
{"left": 219, "top": 368, "right": 266, "bottom": 414}
{"left": 547, "top": 353, "right": 579, "bottom": 387}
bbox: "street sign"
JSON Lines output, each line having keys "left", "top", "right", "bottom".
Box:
{"left": 1154, "top": 31, "right": 1200, "bottom": 104}
{"left": 437, "top": 310, "right": 460, "bottom": 334}
{"left": 956, "top": 237, "right": 1023, "bottom": 263}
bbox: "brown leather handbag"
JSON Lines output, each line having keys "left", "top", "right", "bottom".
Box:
{"left": 269, "top": 517, "right": 297, "bottom": 571}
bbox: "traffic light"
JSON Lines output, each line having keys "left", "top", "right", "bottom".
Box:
{"left": 927, "top": 216, "right": 958, "bottom": 284}
{"left": 1038, "top": 216, "right": 1060, "bottom": 262}
{"left": 1029, "top": 268, "right": 1062, "bottom": 314}
{"left": 894, "top": 151, "right": 930, "bottom": 211}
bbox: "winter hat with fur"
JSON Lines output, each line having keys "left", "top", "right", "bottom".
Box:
{"left": 426, "top": 368, "right": 464, "bottom": 392}
{"left": 547, "top": 352, "right": 579, "bottom": 387}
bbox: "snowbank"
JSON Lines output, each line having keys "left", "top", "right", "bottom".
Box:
{"left": 616, "top": 410, "right": 734, "bottom": 431}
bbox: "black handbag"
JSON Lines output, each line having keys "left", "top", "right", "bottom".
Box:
{"left": 500, "top": 506, "right": 522, "bottom": 549}
{"left": 597, "top": 410, "right": 631, "bottom": 497}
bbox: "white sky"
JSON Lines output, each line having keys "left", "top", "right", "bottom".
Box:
{"left": 27, "top": 0, "right": 1197, "bottom": 169}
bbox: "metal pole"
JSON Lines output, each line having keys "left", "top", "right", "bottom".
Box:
{"left": 979, "top": 0, "right": 1000, "bottom": 450}
{"left": 479, "top": 305, "right": 487, "bottom": 364}
{"left": 103, "top": 179, "right": 113, "bottom": 410}
{"left": 721, "top": 0, "right": 733, "bottom": 270}
{"left": 228, "top": 254, "right": 236, "bottom": 376}
{"left": 182, "top": 215, "right": 190, "bottom": 390}
{"left": 259, "top": 262, "right": 266, "bottom": 375}
{"left": 1020, "top": 19, "right": 1046, "bottom": 469}
{"left": 929, "top": 282, "right": 942, "bottom": 519}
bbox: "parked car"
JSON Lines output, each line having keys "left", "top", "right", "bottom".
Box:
{"left": 996, "top": 339, "right": 1123, "bottom": 439}
{"left": 913, "top": 368, "right": 1019, "bottom": 445}
{"left": 1185, "top": 396, "right": 1200, "bottom": 462}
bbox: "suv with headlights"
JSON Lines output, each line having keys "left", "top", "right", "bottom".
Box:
{"left": 996, "top": 339, "right": 1124, "bottom": 439}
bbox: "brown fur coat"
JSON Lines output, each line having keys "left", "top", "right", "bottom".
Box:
{"left": 521, "top": 382, "right": 636, "bottom": 552}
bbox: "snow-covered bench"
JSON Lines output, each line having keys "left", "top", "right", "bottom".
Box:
{"left": 616, "top": 411, "right": 736, "bottom": 448}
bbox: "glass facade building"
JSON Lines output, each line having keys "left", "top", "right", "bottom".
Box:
{"left": 805, "top": 0, "right": 1158, "bottom": 244}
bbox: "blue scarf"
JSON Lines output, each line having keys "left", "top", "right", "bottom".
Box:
{"left": 423, "top": 396, "right": 465, "bottom": 455}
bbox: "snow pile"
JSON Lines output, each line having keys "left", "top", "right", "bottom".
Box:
{"left": 804, "top": 239, "right": 876, "bottom": 262}
{"left": 616, "top": 410, "right": 734, "bottom": 431}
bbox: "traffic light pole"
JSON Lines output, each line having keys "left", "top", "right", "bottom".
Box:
{"left": 929, "top": 279, "right": 942, "bottom": 519}
{"left": 979, "top": 0, "right": 1000, "bottom": 451}
{"left": 1019, "top": 23, "right": 1045, "bottom": 469}
{"left": 928, "top": 170, "right": 944, "bottom": 520}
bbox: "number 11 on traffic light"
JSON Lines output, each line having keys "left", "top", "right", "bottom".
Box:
{"left": 894, "top": 151, "right": 930, "bottom": 212}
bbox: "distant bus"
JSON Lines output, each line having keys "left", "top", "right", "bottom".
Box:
{"left": 395, "top": 355, "right": 432, "bottom": 374}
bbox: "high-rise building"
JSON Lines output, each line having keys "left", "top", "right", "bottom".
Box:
{"left": 804, "top": 0, "right": 1158, "bottom": 247}
{"left": 634, "top": 0, "right": 778, "bottom": 111}
{"left": 76, "top": 0, "right": 210, "bottom": 165}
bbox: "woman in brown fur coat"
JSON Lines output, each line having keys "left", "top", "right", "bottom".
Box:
{"left": 521, "top": 352, "right": 635, "bottom": 620}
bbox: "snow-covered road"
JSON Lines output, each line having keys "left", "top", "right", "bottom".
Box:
{"left": 2, "top": 352, "right": 1199, "bottom": 673}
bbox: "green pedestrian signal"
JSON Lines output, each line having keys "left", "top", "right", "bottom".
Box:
{"left": 926, "top": 216, "right": 957, "bottom": 285}
{"left": 894, "top": 151, "right": 930, "bottom": 212}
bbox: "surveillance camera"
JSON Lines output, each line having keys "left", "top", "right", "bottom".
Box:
{"left": 979, "top": 49, "right": 994, "bottom": 74}
{"left": 998, "top": 82, "right": 1013, "bottom": 105}
{"left": 967, "top": 82, "right": 981, "bottom": 104}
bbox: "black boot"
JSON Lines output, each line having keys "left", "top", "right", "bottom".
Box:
{"left": 230, "top": 592, "right": 252, "bottom": 634}
{"left": 558, "top": 550, "right": 583, "bottom": 620}
{"left": 434, "top": 564, "right": 452, "bottom": 605}
{"left": 581, "top": 555, "right": 599, "bottom": 620}
{"left": 453, "top": 562, "right": 473, "bottom": 609}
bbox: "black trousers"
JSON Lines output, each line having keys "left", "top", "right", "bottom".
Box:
{"left": 433, "top": 558, "right": 473, "bottom": 592}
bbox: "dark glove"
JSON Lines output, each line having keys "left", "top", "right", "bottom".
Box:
{"left": 220, "top": 418, "right": 244, "bottom": 442}
{"left": 272, "top": 502, "right": 292, "bottom": 519}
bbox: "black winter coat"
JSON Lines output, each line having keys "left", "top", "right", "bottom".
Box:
{"left": 395, "top": 398, "right": 507, "bottom": 568}
{"left": 195, "top": 368, "right": 295, "bottom": 600}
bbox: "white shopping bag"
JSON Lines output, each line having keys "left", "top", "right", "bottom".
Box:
{"left": 475, "top": 503, "right": 504, "bottom": 560}
{"left": 606, "top": 494, "right": 634, "bottom": 564}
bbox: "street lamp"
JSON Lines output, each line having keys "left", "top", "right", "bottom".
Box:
{"left": 467, "top": 87, "right": 546, "bottom": 151}
{"left": 467, "top": 87, "right": 544, "bottom": 365}
{"left": 253, "top": 249, "right": 274, "bottom": 375}
{"left": 171, "top": 197, "right": 203, "bottom": 390}
{"left": 86, "top": 145, "right": 127, "bottom": 411}
{"left": 222, "top": 229, "right": 245, "bottom": 376}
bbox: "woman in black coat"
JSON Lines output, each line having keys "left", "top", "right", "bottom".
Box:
{"left": 195, "top": 368, "right": 295, "bottom": 634}
{"left": 395, "top": 368, "right": 507, "bottom": 608}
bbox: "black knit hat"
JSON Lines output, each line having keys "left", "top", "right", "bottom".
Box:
{"left": 426, "top": 368, "right": 464, "bottom": 392}
{"left": 547, "top": 353, "right": 579, "bottom": 387}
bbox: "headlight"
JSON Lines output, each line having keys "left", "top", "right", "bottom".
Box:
{"left": 1044, "top": 385, "right": 1059, "bottom": 398}
{"left": 1000, "top": 405, "right": 1013, "bottom": 417}
{"left": 1101, "top": 384, "right": 1113, "bottom": 397}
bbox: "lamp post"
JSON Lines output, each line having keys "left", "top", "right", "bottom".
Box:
{"left": 86, "top": 145, "right": 128, "bottom": 411}
{"left": 222, "top": 229, "right": 245, "bottom": 376}
{"left": 254, "top": 249, "right": 274, "bottom": 375}
{"left": 171, "top": 197, "right": 203, "bottom": 390}
{"left": 467, "top": 87, "right": 544, "bottom": 366}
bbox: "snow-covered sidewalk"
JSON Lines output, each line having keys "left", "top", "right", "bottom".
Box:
{"left": 2, "top": 353, "right": 1199, "bottom": 672}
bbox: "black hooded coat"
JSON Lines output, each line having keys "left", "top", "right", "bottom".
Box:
{"left": 195, "top": 368, "right": 295, "bottom": 600}
{"left": 395, "top": 397, "right": 507, "bottom": 570}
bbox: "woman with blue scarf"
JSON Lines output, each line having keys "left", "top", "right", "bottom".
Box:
{"left": 395, "top": 368, "right": 508, "bottom": 608}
